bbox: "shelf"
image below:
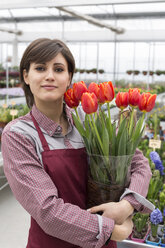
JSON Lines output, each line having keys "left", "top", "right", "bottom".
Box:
{"left": 0, "top": 152, "right": 3, "bottom": 168}
{"left": 0, "top": 153, "right": 8, "bottom": 191}
{"left": 0, "top": 177, "right": 8, "bottom": 191}
{"left": 118, "top": 239, "right": 158, "bottom": 248}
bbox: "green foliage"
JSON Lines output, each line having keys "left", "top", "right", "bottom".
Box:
{"left": 0, "top": 104, "right": 29, "bottom": 123}
{"left": 158, "top": 185, "right": 165, "bottom": 212}
{"left": 0, "top": 107, "right": 12, "bottom": 122}
{"left": 133, "top": 213, "right": 149, "bottom": 233}
{"left": 17, "top": 104, "right": 29, "bottom": 117}
{"left": 146, "top": 113, "right": 160, "bottom": 136}
{"left": 147, "top": 170, "right": 163, "bottom": 206}
{"left": 151, "top": 223, "right": 158, "bottom": 238}
{"left": 73, "top": 105, "right": 145, "bottom": 185}
{"left": 0, "top": 63, "right": 5, "bottom": 72}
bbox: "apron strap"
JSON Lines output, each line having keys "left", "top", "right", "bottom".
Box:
{"left": 30, "top": 111, "right": 50, "bottom": 152}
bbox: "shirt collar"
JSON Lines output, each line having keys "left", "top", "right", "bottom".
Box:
{"left": 31, "top": 104, "right": 74, "bottom": 136}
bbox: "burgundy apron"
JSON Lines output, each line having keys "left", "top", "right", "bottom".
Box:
{"left": 26, "top": 113, "right": 116, "bottom": 248}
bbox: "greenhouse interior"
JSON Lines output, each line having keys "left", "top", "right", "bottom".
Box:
{"left": 0, "top": 0, "right": 165, "bottom": 247}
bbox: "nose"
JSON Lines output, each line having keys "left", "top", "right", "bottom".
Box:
{"left": 45, "top": 69, "right": 55, "bottom": 81}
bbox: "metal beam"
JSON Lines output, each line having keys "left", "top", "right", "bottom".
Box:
{"left": 0, "top": 27, "right": 22, "bottom": 35}
{"left": 0, "top": 0, "right": 165, "bottom": 9}
{"left": 1, "top": 29, "right": 165, "bottom": 43}
{"left": 56, "top": 6, "right": 125, "bottom": 34}
{"left": 0, "top": 12, "right": 165, "bottom": 24}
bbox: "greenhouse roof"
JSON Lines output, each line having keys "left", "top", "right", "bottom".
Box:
{"left": 0, "top": 0, "right": 165, "bottom": 42}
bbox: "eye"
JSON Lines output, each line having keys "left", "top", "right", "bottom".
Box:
{"left": 35, "top": 66, "right": 45, "bottom": 71}
{"left": 55, "top": 67, "right": 64, "bottom": 72}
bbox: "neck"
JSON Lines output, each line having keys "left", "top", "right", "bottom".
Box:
{"left": 36, "top": 100, "right": 64, "bottom": 124}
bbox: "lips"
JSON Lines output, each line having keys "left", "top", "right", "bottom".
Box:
{"left": 42, "top": 85, "right": 57, "bottom": 90}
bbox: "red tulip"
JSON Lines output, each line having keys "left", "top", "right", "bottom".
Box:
{"left": 138, "top": 93, "right": 157, "bottom": 112}
{"left": 73, "top": 81, "right": 88, "bottom": 101}
{"left": 64, "top": 88, "right": 79, "bottom": 108}
{"left": 107, "top": 81, "right": 115, "bottom": 99}
{"left": 115, "top": 92, "right": 129, "bottom": 110}
{"left": 98, "top": 82, "right": 115, "bottom": 104}
{"left": 128, "top": 88, "right": 141, "bottom": 107}
{"left": 81, "top": 92, "right": 98, "bottom": 114}
{"left": 88, "top": 82, "right": 99, "bottom": 98}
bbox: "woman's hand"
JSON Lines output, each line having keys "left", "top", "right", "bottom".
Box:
{"left": 111, "top": 216, "right": 133, "bottom": 241}
{"left": 88, "top": 199, "right": 134, "bottom": 224}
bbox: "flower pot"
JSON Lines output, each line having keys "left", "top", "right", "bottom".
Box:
{"left": 133, "top": 70, "right": 140, "bottom": 75}
{"left": 130, "top": 226, "right": 150, "bottom": 243}
{"left": 142, "top": 71, "right": 148, "bottom": 75}
{"left": 126, "top": 70, "right": 132, "bottom": 75}
{"left": 157, "top": 224, "right": 164, "bottom": 238}
{"left": 160, "top": 238, "right": 165, "bottom": 247}
{"left": 87, "top": 154, "right": 132, "bottom": 208}
{"left": 157, "top": 225, "right": 164, "bottom": 238}
{"left": 149, "top": 71, "right": 154, "bottom": 76}
{"left": 145, "top": 234, "right": 161, "bottom": 246}
{"left": 87, "top": 176, "right": 128, "bottom": 208}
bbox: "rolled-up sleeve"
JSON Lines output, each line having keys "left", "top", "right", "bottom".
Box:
{"left": 121, "top": 149, "right": 154, "bottom": 213}
{"left": 2, "top": 127, "right": 114, "bottom": 248}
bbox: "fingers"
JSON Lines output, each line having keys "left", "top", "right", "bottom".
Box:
{"left": 88, "top": 204, "right": 105, "bottom": 214}
{"left": 111, "top": 217, "right": 134, "bottom": 242}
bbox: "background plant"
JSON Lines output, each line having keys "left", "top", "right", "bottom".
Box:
{"left": 132, "top": 213, "right": 149, "bottom": 239}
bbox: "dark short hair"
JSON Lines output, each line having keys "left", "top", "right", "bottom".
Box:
{"left": 20, "top": 38, "right": 75, "bottom": 108}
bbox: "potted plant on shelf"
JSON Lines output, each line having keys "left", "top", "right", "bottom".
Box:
{"left": 159, "top": 185, "right": 165, "bottom": 211}
{"left": 98, "top": 69, "right": 104, "bottom": 74}
{"left": 79, "top": 69, "right": 85, "bottom": 74}
{"left": 86, "top": 69, "right": 91, "bottom": 74}
{"left": 75, "top": 68, "right": 79, "bottom": 73}
{"left": 91, "top": 68, "right": 97, "bottom": 74}
{"left": 130, "top": 213, "right": 150, "bottom": 243}
{"left": 142, "top": 70, "right": 148, "bottom": 76}
{"left": 0, "top": 105, "right": 12, "bottom": 142}
{"left": 157, "top": 188, "right": 165, "bottom": 242}
{"left": 146, "top": 208, "right": 163, "bottom": 246}
{"left": 160, "top": 208, "right": 165, "bottom": 247}
{"left": 155, "top": 70, "right": 162, "bottom": 76}
{"left": 147, "top": 169, "right": 163, "bottom": 206}
{"left": 126, "top": 70, "right": 133, "bottom": 75}
{"left": 0, "top": 63, "right": 5, "bottom": 72}
{"left": 149, "top": 71, "right": 154, "bottom": 76}
{"left": 133, "top": 70, "right": 140, "bottom": 75}
{"left": 0, "top": 105, "right": 12, "bottom": 125}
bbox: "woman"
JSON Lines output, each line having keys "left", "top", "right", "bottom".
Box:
{"left": 2, "top": 38, "right": 153, "bottom": 248}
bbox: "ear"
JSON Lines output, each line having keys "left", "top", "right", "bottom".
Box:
{"left": 23, "top": 69, "right": 29, "bottom": 85}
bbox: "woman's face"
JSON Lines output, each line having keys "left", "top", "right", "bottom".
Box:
{"left": 23, "top": 52, "right": 71, "bottom": 108}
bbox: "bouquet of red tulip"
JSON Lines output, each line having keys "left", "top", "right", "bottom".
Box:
{"left": 64, "top": 81, "right": 157, "bottom": 206}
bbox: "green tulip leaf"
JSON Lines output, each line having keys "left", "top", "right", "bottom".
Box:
{"left": 84, "top": 114, "right": 90, "bottom": 137}
{"left": 116, "top": 118, "right": 127, "bottom": 155}
{"left": 72, "top": 113, "right": 86, "bottom": 137}
{"left": 102, "top": 126, "right": 109, "bottom": 157}
{"left": 110, "top": 123, "right": 116, "bottom": 156}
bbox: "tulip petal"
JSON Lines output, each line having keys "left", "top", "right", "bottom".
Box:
{"left": 98, "top": 83, "right": 106, "bottom": 103}
{"left": 138, "top": 93, "right": 157, "bottom": 112}
{"left": 88, "top": 82, "right": 99, "bottom": 98}
{"left": 73, "top": 81, "right": 88, "bottom": 101}
{"left": 98, "top": 82, "right": 114, "bottom": 103}
{"left": 81, "top": 92, "right": 98, "bottom": 114}
{"left": 115, "top": 92, "right": 129, "bottom": 110}
{"left": 64, "top": 88, "right": 79, "bottom": 108}
{"left": 128, "top": 88, "right": 141, "bottom": 107}
{"left": 146, "top": 94, "right": 157, "bottom": 112}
